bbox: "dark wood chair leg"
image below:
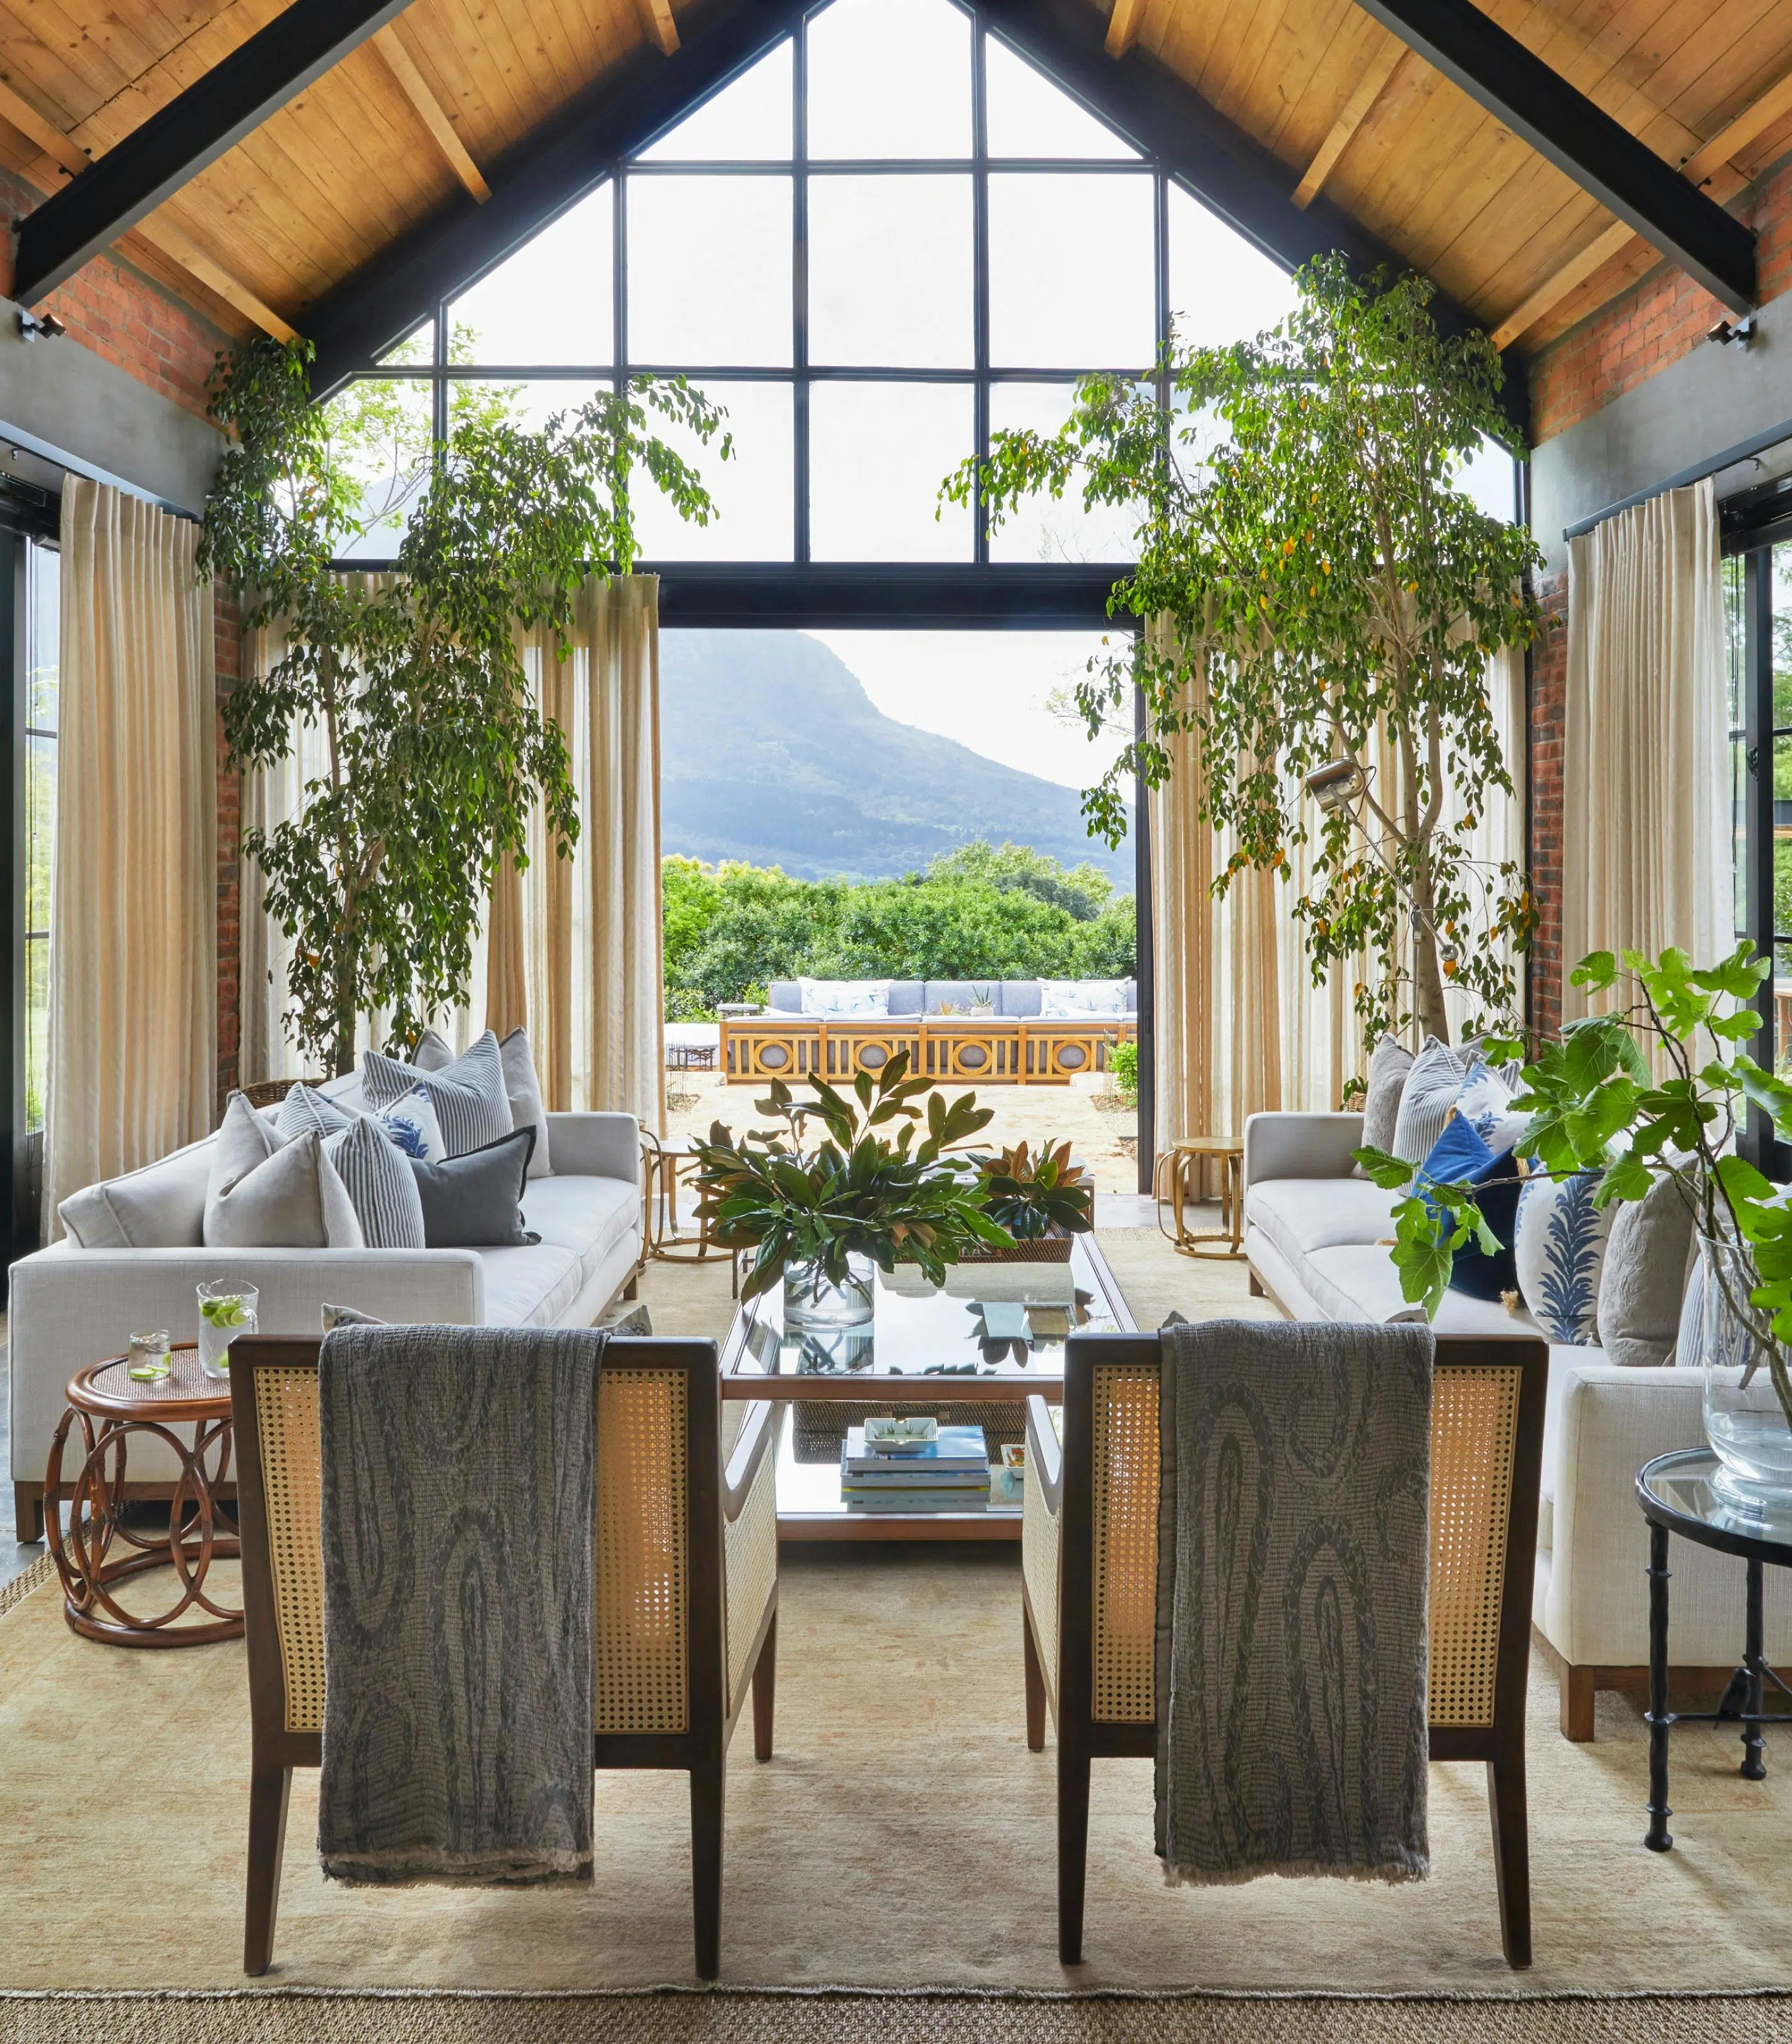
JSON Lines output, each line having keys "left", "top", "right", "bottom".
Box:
{"left": 1058, "top": 1736, "right": 1092, "bottom": 1966}
{"left": 622, "top": 1271, "right": 640, "bottom": 1301}
{"left": 752, "top": 1612, "right": 777, "bottom": 1764}
{"left": 13, "top": 1483, "right": 44, "bottom": 1544}
{"left": 244, "top": 1763, "right": 292, "bottom": 1977}
{"left": 1487, "top": 1751, "right": 1532, "bottom": 1970}
{"left": 689, "top": 1743, "right": 725, "bottom": 1981}
{"left": 1560, "top": 1662, "right": 1595, "bottom": 1742}
{"left": 1022, "top": 1606, "right": 1047, "bottom": 1753}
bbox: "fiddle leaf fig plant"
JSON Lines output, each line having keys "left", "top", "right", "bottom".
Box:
{"left": 1354, "top": 943, "right": 1792, "bottom": 1429}
{"left": 691, "top": 1053, "right": 1011, "bottom": 1301}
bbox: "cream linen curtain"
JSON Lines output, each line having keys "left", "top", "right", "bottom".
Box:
{"left": 1150, "top": 618, "right": 1524, "bottom": 1170}
{"left": 1562, "top": 478, "right": 1729, "bottom": 1023}
{"left": 46, "top": 478, "right": 216, "bottom": 1228}
{"left": 492, "top": 574, "right": 664, "bottom": 1132}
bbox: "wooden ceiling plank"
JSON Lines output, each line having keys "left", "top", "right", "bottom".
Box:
{"left": 1105, "top": 0, "right": 1148, "bottom": 60}
{"left": 1217, "top": 0, "right": 1302, "bottom": 134}
{"left": 1261, "top": 2, "right": 1379, "bottom": 160}
{"left": 0, "top": 66, "right": 86, "bottom": 175}
{"left": 386, "top": 3, "right": 512, "bottom": 154}
{"left": 172, "top": 164, "right": 348, "bottom": 305}
{"left": 1193, "top": 0, "right": 1275, "bottom": 112}
{"left": 635, "top": 0, "right": 680, "bottom": 59}
{"left": 1683, "top": 59, "right": 1792, "bottom": 182}
{"left": 129, "top": 208, "right": 295, "bottom": 339}
{"left": 1, "top": 0, "right": 171, "bottom": 105}
{"left": 67, "top": 1, "right": 286, "bottom": 156}
{"left": 432, "top": 0, "right": 533, "bottom": 148}
{"left": 315, "top": 49, "right": 461, "bottom": 218}
{"left": 1293, "top": 33, "right": 1405, "bottom": 208}
{"left": 374, "top": 21, "right": 489, "bottom": 201}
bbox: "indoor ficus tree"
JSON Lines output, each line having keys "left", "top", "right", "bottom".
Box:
{"left": 946, "top": 254, "right": 1547, "bottom": 1048}
{"left": 201, "top": 338, "right": 728, "bottom": 1076}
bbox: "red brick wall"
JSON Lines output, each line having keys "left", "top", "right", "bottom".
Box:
{"left": 1526, "top": 572, "right": 1568, "bottom": 1042}
{"left": 1531, "top": 157, "right": 1792, "bottom": 445}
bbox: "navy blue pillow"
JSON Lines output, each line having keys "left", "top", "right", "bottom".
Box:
{"left": 1414, "top": 1117, "right": 1523, "bottom": 1301}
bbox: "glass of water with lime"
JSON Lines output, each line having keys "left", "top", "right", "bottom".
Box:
{"left": 127, "top": 1329, "right": 172, "bottom": 1382}
{"left": 197, "top": 1282, "right": 258, "bottom": 1380}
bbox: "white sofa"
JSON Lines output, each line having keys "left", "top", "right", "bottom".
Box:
{"left": 10, "top": 1084, "right": 645, "bottom": 1543}
{"left": 1242, "top": 1109, "right": 1792, "bottom": 1739}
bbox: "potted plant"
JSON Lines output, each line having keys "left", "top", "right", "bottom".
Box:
{"left": 963, "top": 1141, "right": 1095, "bottom": 1262}
{"left": 1358, "top": 944, "right": 1792, "bottom": 1515}
{"left": 691, "top": 1053, "right": 1011, "bottom": 1327}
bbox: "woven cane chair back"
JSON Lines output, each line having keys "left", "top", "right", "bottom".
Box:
{"left": 246, "top": 1356, "right": 695, "bottom": 1739}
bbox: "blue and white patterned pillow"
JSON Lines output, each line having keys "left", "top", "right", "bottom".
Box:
{"left": 1514, "top": 1170, "right": 1616, "bottom": 1344}
{"left": 1454, "top": 1058, "right": 1533, "bottom": 1159}
{"left": 277, "top": 1080, "right": 445, "bottom": 1163}
{"left": 363, "top": 1033, "right": 510, "bottom": 1157}
{"left": 797, "top": 977, "right": 893, "bottom": 1018}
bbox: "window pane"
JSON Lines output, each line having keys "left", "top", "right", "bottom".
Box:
{"left": 1777, "top": 735, "right": 1792, "bottom": 949}
{"left": 1775, "top": 540, "right": 1792, "bottom": 727}
{"left": 809, "top": 382, "right": 972, "bottom": 560}
{"left": 640, "top": 39, "right": 793, "bottom": 160}
{"left": 989, "top": 173, "right": 1155, "bottom": 367}
{"left": 987, "top": 382, "right": 1138, "bottom": 564}
{"left": 27, "top": 539, "right": 57, "bottom": 731}
{"left": 1726, "top": 553, "right": 1746, "bottom": 733}
{"left": 984, "top": 37, "right": 1138, "bottom": 158}
{"left": 25, "top": 936, "right": 47, "bottom": 1134}
{"left": 447, "top": 185, "right": 613, "bottom": 365}
{"left": 806, "top": 0, "right": 970, "bottom": 159}
{"left": 808, "top": 174, "right": 971, "bottom": 367}
{"left": 447, "top": 379, "right": 608, "bottom": 435}
{"left": 1167, "top": 182, "right": 1297, "bottom": 350}
{"left": 627, "top": 175, "right": 793, "bottom": 366}
{"left": 379, "top": 320, "right": 434, "bottom": 367}
{"left": 1454, "top": 435, "right": 1519, "bottom": 525}
{"left": 634, "top": 382, "right": 794, "bottom": 561}
{"left": 1735, "top": 733, "right": 1750, "bottom": 941}
{"left": 322, "top": 379, "right": 433, "bottom": 558}
{"left": 25, "top": 732, "right": 53, "bottom": 932}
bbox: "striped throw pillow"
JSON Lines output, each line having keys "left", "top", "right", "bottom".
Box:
{"left": 278, "top": 1080, "right": 446, "bottom": 1163}
{"left": 362, "top": 1032, "right": 512, "bottom": 1158}
{"left": 322, "top": 1114, "right": 426, "bottom": 1250}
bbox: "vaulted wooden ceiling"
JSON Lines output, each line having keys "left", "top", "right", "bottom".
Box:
{"left": 1, "top": 0, "right": 1789, "bottom": 408}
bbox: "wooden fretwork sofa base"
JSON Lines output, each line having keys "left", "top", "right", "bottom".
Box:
{"left": 230, "top": 1334, "right": 779, "bottom": 1982}
{"left": 1022, "top": 1329, "right": 1547, "bottom": 1970}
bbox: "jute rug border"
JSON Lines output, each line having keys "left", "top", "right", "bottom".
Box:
{"left": 4, "top": 1986, "right": 1790, "bottom": 2007}
{"left": 0, "top": 1551, "right": 52, "bottom": 1619}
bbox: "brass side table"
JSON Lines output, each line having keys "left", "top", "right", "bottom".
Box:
{"left": 44, "top": 1344, "right": 242, "bottom": 1648}
{"left": 642, "top": 1130, "right": 721, "bottom": 1264}
{"left": 1155, "top": 1136, "right": 1246, "bottom": 1260}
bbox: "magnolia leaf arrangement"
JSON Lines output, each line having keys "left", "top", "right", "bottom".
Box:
{"left": 971, "top": 1140, "right": 1095, "bottom": 1240}
{"left": 1355, "top": 943, "right": 1792, "bottom": 1428}
{"left": 692, "top": 1054, "right": 1013, "bottom": 1302}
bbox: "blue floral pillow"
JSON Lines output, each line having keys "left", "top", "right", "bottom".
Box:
{"left": 1454, "top": 1058, "right": 1533, "bottom": 1158}
{"left": 1514, "top": 1170, "right": 1615, "bottom": 1344}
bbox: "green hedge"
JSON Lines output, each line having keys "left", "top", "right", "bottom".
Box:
{"left": 664, "top": 840, "right": 1137, "bottom": 1021}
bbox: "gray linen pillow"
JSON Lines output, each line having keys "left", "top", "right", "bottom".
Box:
{"left": 415, "top": 1025, "right": 551, "bottom": 1178}
{"left": 58, "top": 1139, "right": 213, "bottom": 1248}
{"left": 1598, "top": 1174, "right": 1697, "bottom": 1366}
{"left": 363, "top": 1031, "right": 512, "bottom": 1157}
{"left": 1389, "top": 1037, "right": 1472, "bottom": 1167}
{"left": 204, "top": 1095, "right": 363, "bottom": 1249}
{"left": 1352, "top": 1033, "right": 1415, "bottom": 1178}
{"left": 323, "top": 1113, "right": 427, "bottom": 1250}
{"left": 410, "top": 1127, "right": 538, "bottom": 1247}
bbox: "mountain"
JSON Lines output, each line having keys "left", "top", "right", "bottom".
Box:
{"left": 658, "top": 630, "right": 1135, "bottom": 889}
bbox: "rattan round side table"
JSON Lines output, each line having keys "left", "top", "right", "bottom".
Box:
{"left": 44, "top": 1343, "right": 242, "bottom": 1648}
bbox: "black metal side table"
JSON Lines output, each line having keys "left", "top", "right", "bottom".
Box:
{"left": 1636, "top": 1448, "right": 1792, "bottom": 1852}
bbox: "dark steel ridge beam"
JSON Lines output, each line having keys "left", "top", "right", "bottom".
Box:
{"left": 305, "top": 0, "right": 809, "bottom": 397}
{"left": 12, "top": 0, "right": 415, "bottom": 307}
{"left": 974, "top": 0, "right": 1528, "bottom": 437}
{"left": 651, "top": 563, "right": 1124, "bottom": 628}
{"left": 1352, "top": 0, "right": 1755, "bottom": 316}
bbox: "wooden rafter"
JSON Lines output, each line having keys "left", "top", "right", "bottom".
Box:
{"left": 1293, "top": 39, "right": 1406, "bottom": 209}
{"left": 637, "top": 0, "right": 681, "bottom": 58}
{"left": 0, "top": 74, "right": 294, "bottom": 341}
{"left": 373, "top": 26, "right": 489, "bottom": 201}
{"left": 1105, "top": 0, "right": 1148, "bottom": 61}
{"left": 1491, "top": 62, "right": 1792, "bottom": 351}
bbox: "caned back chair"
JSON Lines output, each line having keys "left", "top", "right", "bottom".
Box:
{"left": 229, "top": 1334, "right": 779, "bottom": 1982}
{"left": 1021, "top": 1330, "right": 1547, "bottom": 1969}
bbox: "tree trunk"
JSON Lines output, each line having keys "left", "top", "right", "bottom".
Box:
{"left": 1410, "top": 842, "right": 1450, "bottom": 1045}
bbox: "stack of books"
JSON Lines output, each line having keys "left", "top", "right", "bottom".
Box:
{"left": 840, "top": 1422, "right": 990, "bottom": 1513}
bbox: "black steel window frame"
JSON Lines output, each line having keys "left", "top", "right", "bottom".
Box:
{"left": 1721, "top": 481, "right": 1792, "bottom": 1177}
{"left": 341, "top": 1, "right": 1174, "bottom": 577}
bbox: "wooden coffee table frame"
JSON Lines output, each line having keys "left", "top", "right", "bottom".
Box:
{"left": 44, "top": 1344, "right": 243, "bottom": 1648}
{"left": 719, "top": 1236, "right": 1135, "bottom": 1542}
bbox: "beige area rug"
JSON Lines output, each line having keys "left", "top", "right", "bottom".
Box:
{"left": 3, "top": 1231, "right": 1786, "bottom": 2035}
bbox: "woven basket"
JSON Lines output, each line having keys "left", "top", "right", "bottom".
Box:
{"left": 958, "top": 1234, "right": 1076, "bottom": 1265}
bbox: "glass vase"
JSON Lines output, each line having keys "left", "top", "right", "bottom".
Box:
{"left": 1699, "top": 1235, "right": 1792, "bottom": 1517}
{"left": 782, "top": 1255, "right": 875, "bottom": 1331}
{"left": 196, "top": 1281, "right": 259, "bottom": 1381}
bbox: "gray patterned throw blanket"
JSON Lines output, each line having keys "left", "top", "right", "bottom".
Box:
{"left": 317, "top": 1324, "right": 607, "bottom": 1885}
{"left": 1154, "top": 1317, "right": 1434, "bottom": 1886}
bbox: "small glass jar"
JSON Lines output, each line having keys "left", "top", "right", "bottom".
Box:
{"left": 126, "top": 1329, "right": 172, "bottom": 1382}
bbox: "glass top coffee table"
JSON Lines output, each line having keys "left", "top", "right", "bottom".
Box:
{"left": 719, "top": 1235, "right": 1133, "bottom": 1539}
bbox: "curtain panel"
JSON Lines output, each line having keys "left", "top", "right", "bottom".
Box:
{"left": 242, "top": 573, "right": 664, "bottom": 1134}
{"left": 46, "top": 478, "right": 216, "bottom": 1230}
{"left": 1562, "top": 479, "right": 1729, "bottom": 1026}
{"left": 1148, "top": 617, "right": 1524, "bottom": 1173}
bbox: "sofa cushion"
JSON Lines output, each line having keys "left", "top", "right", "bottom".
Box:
{"left": 204, "top": 1097, "right": 364, "bottom": 1250}
{"left": 57, "top": 1137, "right": 214, "bottom": 1248}
{"left": 277, "top": 1081, "right": 447, "bottom": 1164}
{"left": 1300, "top": 1243, "right": 1533, "bottom": 1335}
{"left": 477, "top": 1241, "right": 585, "bottom": 1327}
{"left": 886, "top": 981, "right": 925, "bottom": 1016}
{"left": 799, "top": 977, "right": 892, "bottom": 1017}
{"left": 1598, "top": 1173, "right": 1697, "bottom": 1366}
{"left": 1352, "top": 1034, "right": 1414, "bottom": 1178}
{"left": 411, "top": 1128, "right": 536, "bottom": 1247}
{"left": 520, "top": 1173, "right": 642, "bottom": 1295}
{"left": 365, "top": 1031, "right": 513, "bottom": 1157}
{"left": 1390, "top": 1037, "right": 1473, "bottom": 1167}
{"left": 323, "top": 1114, "right": 427, "bottom": 1250}
{"left": 1039, "top": 978, "right": 1130, "bottom": 1018}
{"left": 1244, "top": 1178, "right": 1401, "bottom": 1267}
{"left": 999, "top": 980, "right": 1043, "bottom": 1018}
{"left": 1413, "top": 1118, "right": 1521, "bottom": 1302}
{"left": 766, "top": 981, "right": 801, "bottom": 1013}
{"left": 923, "top": 980, "right": 987, "bottom": 1014}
